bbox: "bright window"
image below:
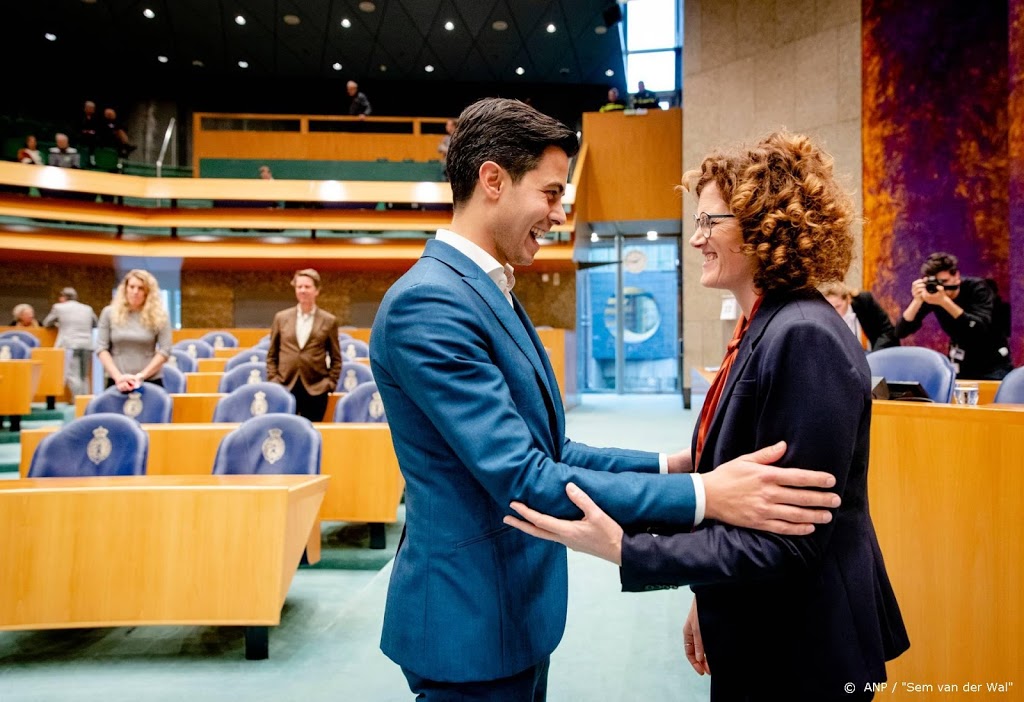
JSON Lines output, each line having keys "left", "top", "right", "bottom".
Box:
{"left": 626, "top": 51, "right": 677, "bottom": 93}
{"left": 626, "top": 0, "right": 677, "bottom": 51}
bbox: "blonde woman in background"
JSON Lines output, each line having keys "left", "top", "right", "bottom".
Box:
{"left": 96, "top": 269, "right": 172, "bottom": 391}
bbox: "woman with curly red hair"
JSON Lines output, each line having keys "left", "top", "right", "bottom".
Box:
{"left": 506, "top": 132, "right": 909, "bottom": 700}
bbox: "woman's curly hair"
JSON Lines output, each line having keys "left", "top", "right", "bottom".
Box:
{"left": 110, "top": 269, "right": 168, "bottom": 331}
{"left": 685, "top": 131, "right": 854, "bottom": 293}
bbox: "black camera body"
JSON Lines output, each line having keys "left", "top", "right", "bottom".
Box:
{"left": 924, "top": 276, "right": 941, "bottom": 294}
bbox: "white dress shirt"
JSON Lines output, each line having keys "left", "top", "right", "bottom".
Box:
{"left": 296, "top": 305, "right": 316, "bottom": 349}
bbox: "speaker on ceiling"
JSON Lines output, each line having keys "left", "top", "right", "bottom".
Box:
{"left": 602, "top": 3, "right": 622, "bottom": 27}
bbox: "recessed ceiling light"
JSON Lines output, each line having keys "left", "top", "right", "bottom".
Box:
{"left": 546, "top": 23, "right": 556, "bottom": 33}
{"left": 340, "top": 18, "right": 351, "bottom": 28}
{"left": 332, "top": 62, "right": 342, "bottom": 71}
{"left": 238, "top": 60, "right": 249, "bottom": 68}
{"left": 192, "top": 59, "right": 205, "bottom": 67}
{"left": 283, "top": 14, "right": 300, "bottom": 26}
{"left": 358, "top": 1, "right": 376, "bottom": 12}
{"left": 425, "top": 65, "right": 434, "bottom": 73}
{"left": 143, "top": 8, "right": 155, "bottom": 19}
{"left": 444, "top": 20, "right": 454, "bottom": 31}
{"left": 515, "top": 66, "right": 525, "bottom": 76}
{"left": 157, "top": 55, "right": 168, "bottom": 63}
{"left": 594, "top": 25, "right": 607, "bottom": 35}
{"left": 646, "top": 230, "right": 658, "bottom": 240}
{"left": 44, "top": 33, "right": 57, "bottom": 41}
{"left": 235, "top": 15, "right": 246, "bottom": 25}
{"left": 379, "top": 64, "right": 387, "bottom": 72}
{"left": 492, "top": 20, "right": 508, "bottom": 31}
{"left": 605, "top": 69, "right": 615, "bottom": 77}
{"left": 559, "top": 67, "right": 570, "bottom": 75}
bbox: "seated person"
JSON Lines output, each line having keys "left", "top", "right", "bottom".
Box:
{"left": 599, "top": 87, "right": 627, "bottom": 113}
{"left": 47, "top": 133, "right": 81, "bottom": 168}
{"left": 17, "top": 135, "right": 43, "bottom": 165}
{"left": 819, "top": 281, "right": 900, "bottom": 350}
{"left": 10, "top": 303, "right": 39, "bottom": 327}
{"left": 895, "top": 251, "right": 1012, "bottom": 379}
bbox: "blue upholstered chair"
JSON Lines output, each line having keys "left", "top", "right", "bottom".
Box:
{"left": 218, "top": 361, "right": 267, "bottom": 393}
{"left": 254, "top": 335, "right": 271, "bottom": 349}
{"left": 866, "top": 347, "right": 956, "bottom": 403}
{"left": 167, "top": 349, "right": 197, "bottom": 373}
{"left": 333, "top": 381, "right": 387, "bottom": 423}
{"left": 0, "top": 337, "right": 32, "bottom": 360}
{"left": 212, "top": 382, "right": 296, "bottom": 423}
{"left": 160, "top": 364, "right": 186, "bottom": 394}
{"left": 337, "top": 332, "right": 353, "bottom": 342}
{"left": 172, "top": 339, "right": 214, "bottom": 360}
{"left": 339, "top": 362, "right": 374, "bottom": 393}
{"left": 212, "top": 413, "right": 321, "bottom": 475}
{"left": 0, "top": 330, "right": 40, "bottom": 348}
{"left": 28, "top": 413, "right": 148, "bottom": 477}
{"left": 339, "top": 338, "right": 369, "bottom": 361}
{"left": 85, "top": 382, "right": 174, "bottom": 423}
{"left": 200, "top": 331, "right": 239, "bottom": 350}
{"left": 225, "top": 348, "right": 268, "bottom": 371}
{"left": 993, "top": 366, "right": 1024, "bottom": 403}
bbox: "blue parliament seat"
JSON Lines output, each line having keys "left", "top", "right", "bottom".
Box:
{"left": 339, "top": 362, "right": 374, "bottom": 392}
{"left": 212, "top": 413, "right": 321, "bottom": 475}
{"left": 225, "top": 348, "right": 268, "bottom": 371}
{"left": 333, "top": 381, "right": 387, "bottom": 423}
{"left": 85, "top": 382, "right": 174, "bottom": 423}
{"left": 339, "top": 338, "right": 369, "bottom": 360}
{"left": 0, "top": 337, "right": 32, "bottom": 360}
{"left": 866, "top": 346, "right": 956, "bottom": 403}
{"left": 172, "top": 339, "right": 215, "bottom": 360}
{"left": 993, "top": 366, "right": 1024, "bottom": 403}
{"left": 28, "top": 413, "right": 148, "bottom": 477}
{"left": 200, "top": 331, "right": 240, "bottom": 349}
{"left": 0, "top": 331, "right": 40, "bottom": 348}
{"left": 160, "top": 364, "right": 186, "bottom": 394}
{"left": 167, "top": 349, "right": 197, "bottom": 372}
{"left": 212, "top": 382, "right": 296, "bottom": 423}
{"left": 218, "top": 361, "right": 268, "bottom": 393}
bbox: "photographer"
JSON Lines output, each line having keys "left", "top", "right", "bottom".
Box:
{"left": 895, "top": 252, "right": 1012, "bottom": 379}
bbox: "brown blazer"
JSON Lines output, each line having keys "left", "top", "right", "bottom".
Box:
{"left": 266, "top": 306, "right": 342, "bottom": 396}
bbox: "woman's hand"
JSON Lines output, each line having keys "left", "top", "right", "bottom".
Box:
{"left": 114, "top": 374, "right": 142, "bottom": 392}
{"left": 683, "top": 599, "right": 711, "bottom": 675}
{"left": 503, "top": 483, "right": 624, "bottom": 566}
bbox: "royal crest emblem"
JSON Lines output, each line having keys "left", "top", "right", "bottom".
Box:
{"left": 0, "top": 345, "right": 11, "bottom": 360}
{"left": 86, "top": 425, "right": 112, "bottom": 465}
{"left": 344, "top": 343, "right": 356, "bottom": 360}
{"left": 167, "top": 355, "right": 178, "bottom": 368}
{"left": 343, "top": 369, "right": 359, "bottom": 392}
{"left": 247, "top": 369, "right": 261, "bottom": 384}
{"left": 250, "top": 390, "right": 269, "bottom": 416}
{"left": 123, "top": 392, "right": 143, "bottom": 418}
{"left": 213, "top": 335, "right": 225, "bottom": 349}
{"left": 186, "top": 343, "right": 197, "bottom": 359}
{"left": 369, "top": 392, "right": 385, "bottom": 420}
{"left": 261, "top": 428, "right": 285, "bottom": 464}
{"left": 248, "top": 354, "right": 259, "bottom": 363}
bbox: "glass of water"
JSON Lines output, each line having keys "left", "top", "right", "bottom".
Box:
{"left": 954, "top": 381, "right": 979, "bottom": 405}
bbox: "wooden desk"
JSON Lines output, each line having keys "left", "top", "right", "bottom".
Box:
{"left": 30, "top": 347, "right": 67, "bottom": 404}
{"left": 198, "top": 357, "right": 228, "bottom": 372}
{"left": 186, "top": 372, "right": 223, "bottom": 393}
{"left": 0, "top": 474, "right": 327, "bottom": 659}
{"left": 0, "top": 360, "right": 42, "bottom": 415}
{"left": 213, "top": 348, "right": 238, "bottom": 359}
{"left": 975, "top": 379, "right": 1001, "bottom": 405}
{"left": 868, "top": 401, "right": 1022, "bottom": 696}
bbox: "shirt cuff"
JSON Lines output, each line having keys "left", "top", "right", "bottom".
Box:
{"left": 658, "top": 453, "right": 668, "bottom": 474}
{"left": 690, "top": 474, "right": 705, "bottom": 527}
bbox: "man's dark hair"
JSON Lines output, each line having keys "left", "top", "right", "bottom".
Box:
{"left": 921, "top": 251, "right": 959, "bottom": 277}
{"left": 446, "top": 98, "right": 579, "bottom": 208}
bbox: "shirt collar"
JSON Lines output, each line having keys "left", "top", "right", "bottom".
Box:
{"left": 435, "top": 229, "right": 515, "bottom": 294}
{"left": 296, "top": 304, "right": 317, "bottom": 318}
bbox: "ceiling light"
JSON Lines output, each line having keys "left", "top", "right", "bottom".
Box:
{"left": 238, "top": 60, "right": 249, "bottom": 68}
{"left": 358, "top": 1, "right": 376, "bottom": 11}
{"left": 546, "top": 23, "right": 556, "bottom": 33}
{"left": 283, "top": 14, "right": 300, "bottom": 26}
{"left": 492, "top": 20, "right": 508, "bottom": 31}
{"left": 44, "top": 33, "right": 57, "bottom": 41}
{"left": 340, "top": 18, "right": 352, "bottom": 28}
{"left": 559, "top": 67, "right": 570, "bottom": 75}
{"left": 379, "top": 64, "right": 387, "bottom": 72}
{"left": 444, "top": 20, "right": 454, "bottom": 31}
{"left": 515, "top": 66, "right": 525, "bottom": 75}
{"left": 605, "top": 69, "right": 615, "bottom": 77}
{"left": 157, "top": 55, "right": 168, "bottom": 63}
{"left": 235, "top": 15, "right": 246, "bottom": 25}
{"left": 332, "top": 62, "right": 342, "bottom": 71}
{"left": 425, "top": 65, "right": 434, "bottom": 73}
{"left": 192, "top": 59, "right": 205, "bottom": 67}
{"left": 646, "top": 230, "right": 658, "bottom": 240}
{"left": 143, "top": 8, "right": 155, "bottom": 19}
{"left": 594, "top": 25, "right": 607, "bottom": 35}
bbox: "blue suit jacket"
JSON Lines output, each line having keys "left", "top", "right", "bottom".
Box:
{"left": 371, "top": 240, "right": 698, "bottom": 682}
{"left": 621, "top": 290, "right": 910, "bottom": 697}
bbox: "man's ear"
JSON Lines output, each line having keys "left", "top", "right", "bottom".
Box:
{"left": 479, "top": 161, "right": 504, "bottom": 200}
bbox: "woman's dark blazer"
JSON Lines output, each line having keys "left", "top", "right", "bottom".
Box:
{"left": 620, "top": 289, "right": 910, "bottom": 700}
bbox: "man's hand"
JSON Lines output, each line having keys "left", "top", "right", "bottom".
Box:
{"left": 504, "top": 483, "right": 624, "bottom": 565}
{"left": 702, "top": 441, "right": 840, "bottom": 536}
{"left": 683, "top": 600, "right": 710, "bottom": 676}
{"left": 666, "top": 448, "right": 694, "bottom": 474}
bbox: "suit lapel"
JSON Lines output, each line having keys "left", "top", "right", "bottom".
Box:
{"left": 514, "top": 295, "right": 565, "bottom": 441}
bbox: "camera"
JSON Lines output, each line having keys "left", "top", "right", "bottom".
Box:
{"left": 924, "top": 276, "right": 941, "bottom": 294}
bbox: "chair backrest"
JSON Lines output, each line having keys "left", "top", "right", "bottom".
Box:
{"left": 212, "top": 413, "right": 321, "bottom": 475}
{"left": 866, "top": 347, "right": 956, "bottom": 403}
{"left": 0, "top": 330, "right": 40, "bottom": 348}
{"left": 160, "top": 364, "right": 186, "bottom": 394}
{"left": 254, "top": 334, "right": 271, "bottom": 349}
{"left": 337, "top": 332, "right": 353, "bottom": 342}
{"left": 84, "top": 382, "right": 174, "bottom": 423}
{"left": 218, "top": 361, "right": 268, "bottom": 393}
{"left": 167, "top": 349, "right": 197, "bottom": 373}
{"left": 172, "top": 339, "right": 215, "bottom": 359}
{"left": 200, "top": 331, "right": 239, "bottom": 349}
{"left": 212, "top": 382, "right": 296, "bottom": 422}
{"left": 993, "top": 366, "right": 1024, "bottom": 403}
{"left": 339, "top": 361, "right": 374, "bottom": 392}
{"left": 339, "top": 338, "right": 369, "bottom": 360}
{"left": 333, "top": 381, "right": 387, "bottom": 423}
{"left": 0, "top": 337, "right": 31, "bottom": 360}
{"left": 28, "top": 413, "right": 148, "bottom": 477}
{"left": 224, "top": 348, "right": 268, "bottom": 371}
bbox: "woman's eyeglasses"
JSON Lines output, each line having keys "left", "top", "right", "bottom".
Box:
{"left": 694, "top": 212, "right": 735, "bottom": 240}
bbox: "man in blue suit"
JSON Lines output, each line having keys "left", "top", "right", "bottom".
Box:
{"left": 370, "top": 98, "right": 842, "bottom": 701}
